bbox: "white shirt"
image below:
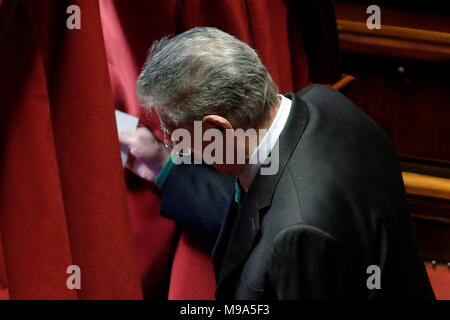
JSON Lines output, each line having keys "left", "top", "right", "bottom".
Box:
{"left": 238, "top": 94, "right": 293, "bottom": 191}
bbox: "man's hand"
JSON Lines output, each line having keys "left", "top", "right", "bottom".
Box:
{"left": 119, "top": 126, "right": 170, "bottom": 183}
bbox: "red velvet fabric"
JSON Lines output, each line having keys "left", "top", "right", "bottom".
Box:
{"left": 426, "top": 266, "right": 450, "bottom": 300}
{"left": 0, "top": 0, "right": 142, "bottom": 299}
{"left": 168, "top": 229, "right": 217, "bottom": 300}
{"left": 98, "top": 0, "right": 180, "bottom": 299}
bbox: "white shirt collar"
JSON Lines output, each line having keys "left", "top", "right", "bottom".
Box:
{"left": 238, "top": 94, "right": 292, "bottom": 191}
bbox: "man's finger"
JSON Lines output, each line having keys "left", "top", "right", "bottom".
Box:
{"left": 118, "top": 131, "right": 135, "bottom": 145}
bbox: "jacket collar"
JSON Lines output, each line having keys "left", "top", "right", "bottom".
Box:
{"left": 213, "top": 92, "right": 310, "bottom": 297}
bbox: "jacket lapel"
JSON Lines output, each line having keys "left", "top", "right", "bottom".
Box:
{"left": 213, "top": 93, "right": 310, "bottom": 296}
{"left": 212, "top": 190, "right": 239, "bottom": 279}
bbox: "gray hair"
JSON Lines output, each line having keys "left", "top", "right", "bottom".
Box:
{"left": 137, "top": 27, "right": 278, "bottom": 128}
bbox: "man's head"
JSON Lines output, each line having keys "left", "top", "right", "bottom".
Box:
{"left": 137, "top": 27, "right": 279, "bottom": 175}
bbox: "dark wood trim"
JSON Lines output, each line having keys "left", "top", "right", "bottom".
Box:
{"left": 403, "top": 172, "right": 450, "bottom": 201}
{"left": 331, "top": 74, "right": 355, "bottom": 90}
{"left": 309, "top": 73, "right": 355, "bottom": 91}
{"left": 408, "top": 194, "right": 450, "bottom": 262}
{"left": 338, "top": 20, "right": 450, "bottom": 45}
{"left": 337, "top": 20, "right": 450, "bottom": 62}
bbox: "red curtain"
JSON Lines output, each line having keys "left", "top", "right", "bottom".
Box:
{"left": 0, "top": 0, "right": 309, "bottom": 299}
{"left": 98, "top": 0, "right": 181, "bottom": 299}
{"left": 0, "top": 0, "right": 142, "bottom": 299}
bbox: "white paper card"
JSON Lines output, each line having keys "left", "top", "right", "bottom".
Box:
{"left": 115, "top": 110, "right": 139, "bottom": 167}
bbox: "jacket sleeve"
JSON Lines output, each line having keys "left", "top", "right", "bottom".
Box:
{"left": 269, "top": 224, "right": 346, "bottom": 299}
{"left": 157, "top": 159, "right": 234, "bottom": 237}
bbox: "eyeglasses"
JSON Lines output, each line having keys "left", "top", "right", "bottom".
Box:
{"left": 162, "top": 127, "right": 191, "bottom": 157}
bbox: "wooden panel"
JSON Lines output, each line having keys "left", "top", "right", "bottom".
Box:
{"left": 337, "top": 20, "right": 450, "bottom": 45}
{"left": 400, "top": 158, "right": 450, "bottom": 179}
{"left": 337, "top": 20, "right": 450, "bottom": 62}
{"left": 334, "top": 1, "right": 450, "bottom": 161}
{"left": 334, "top": 1, "right": 450, "bottom": 263}
{"left": 342, "top": 53, "right": 450, "bottom": 162}
{"left": 404, "top": 173, "right": 450, "bottom": 261}
{"left": 403, "top": 172, "right": 450, "bottom": 201}
{"left": 331, "top": 74, "right": 355, "bottom": 90}
{"left": 334, "top": 1, "right": 450, "bottom": 33}
{"left": 410, "top": 195, "right": 450, "bottom": 261}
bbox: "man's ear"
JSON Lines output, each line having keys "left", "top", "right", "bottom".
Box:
{"left": 202, "top": 115, "right": 233, "bottom": 133}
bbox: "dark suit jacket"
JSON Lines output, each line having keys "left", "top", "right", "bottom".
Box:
{"left": 159, "top": 161, "right": 234, "bottom": 236}
{"left": 160, "top": 85, "right": 434, "bottom": 300}
{"left": 212, "top": 85, "right": 435, "bottom": 299}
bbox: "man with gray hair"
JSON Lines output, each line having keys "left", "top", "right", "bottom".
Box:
{"left": 122, "top": 27, "right": 434, "bottom": 299}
